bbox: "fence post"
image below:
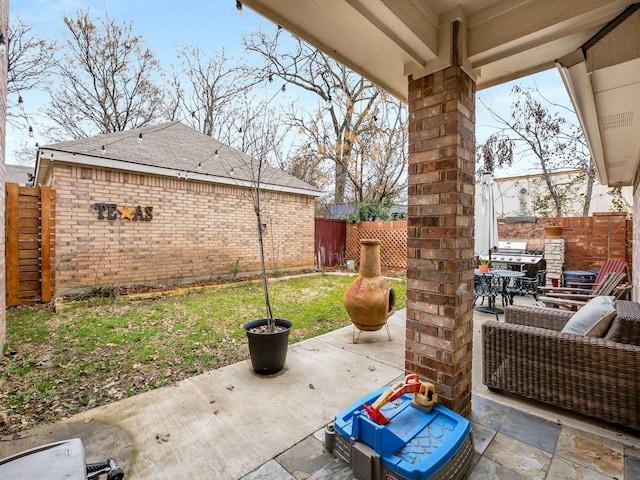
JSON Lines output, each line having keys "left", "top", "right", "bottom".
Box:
{"left": 5, "top": 183, "right": 19, "bottom": 306}
{"left": 41, "top": 186, "right": 52, "bottom": 302}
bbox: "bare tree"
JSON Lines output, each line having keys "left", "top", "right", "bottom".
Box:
{"left": 221, "top": 96, "right": 297, "bottom": 329}
{"left": 6, "top": 15, "right": 58, "bottom": 145}
{"left": 351, "top": 93, "right": 408, "bottom": 204}
{"left": 7, "top": 17, "right": 57, "bottom": 99}
{"left": 478, "top": 85, "right": 594, "bottom": 217}
{"left": 44, "top": 9, "right": 165, "bottom": 139}
{"left": 244, "top": 29, "right": 407, "bottom": 205}
{"left": 165, "top": 46, "right": 256, "bottom": 138}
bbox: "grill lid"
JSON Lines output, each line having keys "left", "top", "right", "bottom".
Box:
{"left": 497, "top": 240, "right": 527, "bottom": 253}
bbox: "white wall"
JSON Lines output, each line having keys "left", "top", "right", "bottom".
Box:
{"left": 487, "top": 170, "right": 633, "bottom": 218}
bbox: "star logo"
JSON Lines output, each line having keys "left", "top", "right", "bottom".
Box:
{"left": 118, "top": 207, "right": 133, "bottom": 220}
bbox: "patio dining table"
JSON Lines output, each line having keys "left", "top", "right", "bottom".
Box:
{"left": 473, "top": 269, "right": 525, "bottom": 317}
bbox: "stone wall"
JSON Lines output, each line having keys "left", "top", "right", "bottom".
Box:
{"left": 50, "top": 163, "right": 316, "bottom": 294}
{"left": 543, "top": 239, "right": 565, "bottom": 285}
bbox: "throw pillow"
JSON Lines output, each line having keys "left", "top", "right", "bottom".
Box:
{"left": 560, "top": 296, "right": 616, "bottom": 337}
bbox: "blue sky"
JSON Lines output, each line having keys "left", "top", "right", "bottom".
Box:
{"left": 8, "top": 1, "right": 576, "bottom": 177}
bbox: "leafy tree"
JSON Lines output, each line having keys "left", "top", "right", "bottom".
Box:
{"left": 478, "top": 85, "right": 594, "bottom": 216}
{"left": 44, "top": 9, "right": 165, "bottom": 139}
{"left": 346, "top": 200, "right": 392, "bottom": 223}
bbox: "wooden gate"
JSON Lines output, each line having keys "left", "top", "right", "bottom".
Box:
{"left": 314, "top": 218, "right": 346, "bottom": 268}
{"left": 5, "top": 183, "right": 53, "bottom": 306}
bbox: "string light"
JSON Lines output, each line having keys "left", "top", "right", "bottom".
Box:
{"left": 215, "top": 149, "right": 219, "bottom": 158}
{"left": 236, "top": 1, "right": 242, "bottom": 11}
{"left": 138, "top": 133, "right": 143, "bottom": 143}
{"left": 198, "top": 161, "right": 203, "bottom": 170}
{"left": 18, "top": 96, "right": 24, "bottom": 110}
{"left": 281, "top": 84, "right": 286, "bottom": 92}
{"left": 28, "top": 126, "right": 33, "bottom": 138}
{"left": 101, "top": 145, "right": 106, "bottom": 154}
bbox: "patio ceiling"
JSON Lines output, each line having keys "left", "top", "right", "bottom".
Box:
{"left": 241, "top": 0, "right": 640, "bottom": 187}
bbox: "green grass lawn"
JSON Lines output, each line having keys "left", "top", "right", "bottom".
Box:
{"left": 0, "top": 273, "right": 406, "bottom": 435}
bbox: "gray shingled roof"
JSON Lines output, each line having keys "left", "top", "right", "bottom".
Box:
{"left": 6, "top": 164, "right": 35, "bottom": 185}
{"left": 40, "top": 121, "right": 320, "bottom": 196}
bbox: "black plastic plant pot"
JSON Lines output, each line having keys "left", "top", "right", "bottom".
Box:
{"left": 243, "top": 318, "right": 292, "bottom": 375}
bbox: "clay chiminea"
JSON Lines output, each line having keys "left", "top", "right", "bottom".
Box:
{"left": 343, "top": 239, "right": 396, "bottom": 340}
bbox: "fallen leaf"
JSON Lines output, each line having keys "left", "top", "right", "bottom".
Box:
{"left": 155, "top": 433, "right": 170, "bottom": 443}
{"left": 368, "top": 365, "right": 376, "bottom": 371}
{"left": 226, "top": 385, "right": 234, "bottom": 391}
{"left": 309, "top": 383, "right": 315, "bottom": 389}
{"left": 83, "top": 418, "right": 93, "bottom": 424}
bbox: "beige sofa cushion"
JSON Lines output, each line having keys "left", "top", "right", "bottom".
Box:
{"left": 561, "top": 296, "right": 616, "bottom": 337}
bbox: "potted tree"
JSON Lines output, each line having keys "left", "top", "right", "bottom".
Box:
{"left": 241, "top": 177, "right": 292, "bottom": 374}
{"left": 226, "top": 99, "right": 294, "bottom": 375}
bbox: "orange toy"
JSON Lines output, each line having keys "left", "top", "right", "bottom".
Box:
{"left": 363, "top": 374, "right": 437, "bottom": 424}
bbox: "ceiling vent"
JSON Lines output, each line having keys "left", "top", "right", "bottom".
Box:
{"left": 599, "top": 112, "right": 633, "bottom": 130}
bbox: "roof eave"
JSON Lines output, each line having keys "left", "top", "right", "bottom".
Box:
{"left": 37, "top": 149, "right": 321, "bottom": 198}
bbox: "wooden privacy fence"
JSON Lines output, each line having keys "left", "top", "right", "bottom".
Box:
{"left": 5, "top": 183, "right": 53, "bottom": 306}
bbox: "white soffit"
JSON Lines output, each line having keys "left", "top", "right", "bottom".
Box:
{"left": 242, "top": 0, "right": 635, "bottom": 97}
{"left": 240, "top": 0, "right": 439, "bottom": 100}
{"left": 557, "top": 5, "right": 640, "bottom": 187}
{"left": 592, "top": 59, "right": 640, "bottom": 186}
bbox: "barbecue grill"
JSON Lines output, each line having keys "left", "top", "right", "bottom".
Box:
{"left": 492, "top": 240, "right": 544, "bottom": 272}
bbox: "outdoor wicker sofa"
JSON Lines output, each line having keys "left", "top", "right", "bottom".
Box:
{"left": 482, "top": 299, "right": 640, "bottom": 431}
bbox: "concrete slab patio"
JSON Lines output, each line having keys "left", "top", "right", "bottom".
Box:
{"left": 1, "top": 305, "right": 639, "bottom": 479}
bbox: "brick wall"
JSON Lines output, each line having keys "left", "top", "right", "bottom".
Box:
{"left": 548, "top": 213, "right": 630, "bottom": 273}
{"left": 0, "top": 0, "right": 7, "bottom": 350}
{"left": 50, "top": 163, "right": 315, "bottom": 293}
{"left": 499, "top": 213, "right": 632, "bottom": 278}
{"left": 346, "top": 212, "right": 632, "bottom": 281}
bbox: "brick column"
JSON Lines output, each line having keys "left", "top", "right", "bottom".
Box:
{"left": 405, "top": 66, "right": 476, "bottom": 416}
